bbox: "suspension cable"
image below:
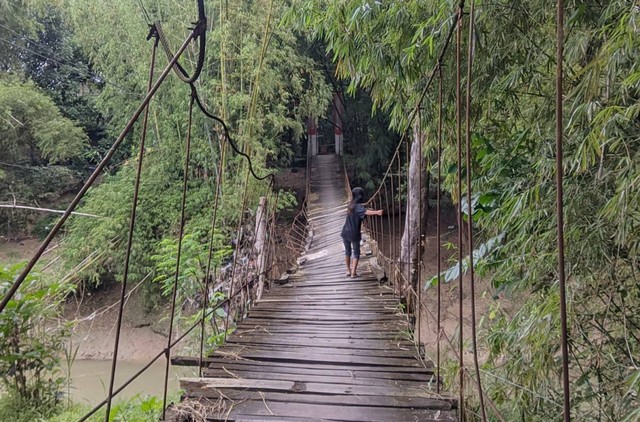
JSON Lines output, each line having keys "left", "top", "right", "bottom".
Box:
{"left": 104, "top": 27, "right": 159, "bottom": 421}
{"left": 464, "top": 1, "right": 487, "bottom": 419}
{"left": 155, "top": 0, "right": 206, "bottom": 84}
{"left": 455, "top": 6, "right": 465, "bottom": 418}
{"left": 199, "top": 135, "right": 227, "bottom": 377}
{"left": 556, "top": 0, "right": 571, "bottom": 419}
{"left": 0, "top": 18, "right": 204, "bottom": 315}
{"left": 436, "top": 64, "right": 443, "bottom": 395}
{"left": 161, "top": 93, "right": 195, "bottom": 419}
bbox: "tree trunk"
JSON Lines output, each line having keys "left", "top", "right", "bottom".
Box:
{"left": 399, "top": 123, "right": 427, "bottom": 299}
{"left": 254, "top": 196, "right": 268, "bottom": 300}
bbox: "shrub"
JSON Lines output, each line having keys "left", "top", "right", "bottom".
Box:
{"left": 0, "top": 262, "right": 74, "bottom": 414}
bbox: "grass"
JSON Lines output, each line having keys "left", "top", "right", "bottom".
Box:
{"left": 0, "top": 393, "right": 176, "bottom": 422}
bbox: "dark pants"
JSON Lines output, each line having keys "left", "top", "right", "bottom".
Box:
{"left": 342, "top": 238, "right": 361, "bottom": 259}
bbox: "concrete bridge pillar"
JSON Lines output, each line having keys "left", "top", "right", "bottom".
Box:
{"left": 332, "top": 91, "right": 344, "bottom": 155}
{"left": 307, "top": 116, "right": 318, "bottom": 156}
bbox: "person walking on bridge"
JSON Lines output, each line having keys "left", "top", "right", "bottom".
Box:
{"left": 341, "top": 187, "right": 383, "bottom": 278}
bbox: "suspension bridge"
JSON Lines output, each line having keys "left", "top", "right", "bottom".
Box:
{"left": 0, "top": 0, "right": 575, "bottom": 421}
{"left": 166, "top": 154, "right": 456, "bottom": 420}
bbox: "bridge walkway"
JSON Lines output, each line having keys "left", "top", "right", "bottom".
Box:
{"left": 172, "top": 154, "right": 457, "bottom": 421}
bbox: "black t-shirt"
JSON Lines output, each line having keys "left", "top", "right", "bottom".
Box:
{"left": 341, "top": 203, "right": 366, "bottom": 242}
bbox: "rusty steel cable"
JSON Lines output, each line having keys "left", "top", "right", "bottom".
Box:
{"left": 161, "top": 93, "right": 195, "bottom": 420}
{"left": 465, "top": 1, "right": 487, "bottom": 419}
{"left": 456, "top": 6, "right": 465, "bottom": 418}
{"left": 436, "top": 64, "right": 443, "bottom": 395}
{"left": 556, "top": 0, "right": 571, "bottom": 420}
{"left": 224, "top": 168, "right": 253, "bottom": 342}
{"left": 417, "top": 109, "right": 423, "bottom": 353}
{"left": 192, "top": 88, "right": 275, "bottom": 184}
{"left": 155, "top": 0, "right": 206, "bottom": 84}
{"left": 104, "top": 29, "right": 159, "bottom": 421}
{"left": 405, "top": 131, "right": 411, "bottom": 316}
{"left": 199, "top": 136, "right": 227, "bottom": 377}
{"left": 0, "top": 23, "right": 204, "bottom": 315}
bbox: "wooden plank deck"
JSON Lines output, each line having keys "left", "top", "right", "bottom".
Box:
{"left": 171, "top": 154, "right": 457, "bottom": 421}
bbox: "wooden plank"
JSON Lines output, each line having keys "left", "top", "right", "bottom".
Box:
{"left": 253, "top": 304, "right": 398, "bottom": 310}
{"left": 231, "top": 416, "right": 324, "bottom": 422}
{"left": 228, "top": 335, "right": 416, "bottom": 350}
{"left": 219, "top": 401, "right": 458, "bottom": 422}
{"left": 214, "top": 344, "right": 419, "bottom": 359}
{"left": 237, "top": 319, "right": 405, "bottom": 328}
{"left": 186, "top": 390, "right": 452, "bottom": 410}
{"left": 181, "top": 378, "right": 445, "bottom": 400}
{"left": 202, "top": 368, "right": 434, "bottom": 389}
{"left": 203, "top": 360, "right": 434, "bottom": 379}
{"left": 246, "top": 312, "right": 398, "bottom": 322}
{"left": 203, "top": 361, "right": 435, "bottom": 385}
{"left": 233, "top": 329, "right": 408, "bottom": 340}
{"left": 203, "top": 357, "right": 434, "bottom": 372}
{"left": 210, "top": 349, "right": 424, "bottom": 367}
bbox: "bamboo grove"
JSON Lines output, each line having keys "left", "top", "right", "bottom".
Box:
{"left": 0, "top": 0, "right": 639, "bottom": 420}
{"left": 288, "top": 1, "right": 640, "bottom": 420}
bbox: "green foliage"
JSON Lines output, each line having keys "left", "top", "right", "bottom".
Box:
{"left": 56, "top": 0, "right": 330, "bottom": 300}
{"left": 0, "top": 391, "right": 60, "bottom": 422}
{"left": 0, "top": 80, "right": 88, "bottom": 164}
{"left": 0, "top": 0, "right": 40, "bottom": 71}
{"left": 293, "top": 0, "right": 640, "bottom": 419}
{"left": 45, "top": 393, "right": 174, "bottom": 422}
{"left": 0, "top": 262, "right": 74, "bottom": 415}
{"left": 152, "top": 233, "right": 231, "bottom": 300}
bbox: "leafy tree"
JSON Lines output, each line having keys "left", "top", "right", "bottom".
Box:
{"left": 0, "top": 80, "right": 88, "bottom": 164}
{"left": 56, "top": 0, "right": 331, "bottom": 295}
{"left": 0, "top": 79, "right": 89, "bottom": 236}
{"left": 0, "top": 0, "right": 39, "bottom": 72}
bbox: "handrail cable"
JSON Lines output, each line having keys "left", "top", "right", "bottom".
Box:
{"left": 556, "top": 0, "right": 572, "bottom": 419}
{"left": 161, "top": 92, "right": 195, "bottom": 420}
{"left": 199, "top": 135, "right": 227, "bottom": 377}
{"left": 104, "top": 26, "right": 159, "bottom": 421}
{"left": 465, "top": 1, "right": 487, "bottom": 420}
{"left": 0, "top": 17, "right": 205, "bottom": 315}
{"left": 455, "top": 6, "right": 465, "bottom": 418}
{"left": 436, "top": 64, "right": 443, "bottom": 395}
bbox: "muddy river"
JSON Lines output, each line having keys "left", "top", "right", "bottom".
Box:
{"left": 68, "top": 359, "right": 197, "bottom": 406}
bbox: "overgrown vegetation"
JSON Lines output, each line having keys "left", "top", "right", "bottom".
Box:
{"left": 0, "top": 263, "right": 73, "bottom": 419}
{"left": 1, "top": 0, "right": 331, "bottom": 418}
{"left": 290, "top": 0, "right": 640, "bottom": 420}
{"left": 3, "top": 0, "right": 637, "bottom": 420}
